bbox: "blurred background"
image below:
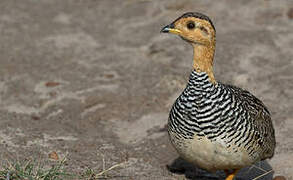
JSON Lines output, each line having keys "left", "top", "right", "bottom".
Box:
{"left": 0, "top": 0, "right": 292, "bottom": 179}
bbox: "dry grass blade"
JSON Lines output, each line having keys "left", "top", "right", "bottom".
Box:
{"left": 95, "top": 161, "right": 127, "bottom": 179}
{"left": 251, "top": 164, "right": 268, "bottom": 173}
{"left": 253, "top": 169, "right": 274, "bottom": 180}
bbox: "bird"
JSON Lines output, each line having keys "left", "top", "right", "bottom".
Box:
{"left": 161, "top": 12, "right": 276, "bottom": 180}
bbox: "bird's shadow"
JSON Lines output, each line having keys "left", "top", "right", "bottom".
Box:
{"left": 167, "top": 157, "right": 274, "bottom": 180}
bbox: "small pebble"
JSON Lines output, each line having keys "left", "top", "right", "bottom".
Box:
{"left": 45, "top": 81, "right": 60, "bottom": 87}
{"left": 48, "top": 151, "right": 59, "bottom": 160}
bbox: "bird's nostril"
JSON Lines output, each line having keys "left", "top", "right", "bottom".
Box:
{"left": 169, "top": 23, "right": 175, "bottom": 28}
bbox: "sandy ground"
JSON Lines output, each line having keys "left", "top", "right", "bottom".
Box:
{"left": 0, "top": 0, "right": 293, "bottom": 179}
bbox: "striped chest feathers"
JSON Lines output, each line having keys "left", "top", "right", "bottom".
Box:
{"left": 168, "top": 70, "right": 256, "bottom": 170}
{"left": 168, "top": 70, "right": 243, "bottom": 140}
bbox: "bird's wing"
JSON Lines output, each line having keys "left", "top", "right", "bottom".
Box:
{"left": 223, "top": 84, "right": 276, "bottom": 159}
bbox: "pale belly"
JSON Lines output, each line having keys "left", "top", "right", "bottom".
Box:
{"left": 169, "top": 131, "right": 255, "bottom": 172}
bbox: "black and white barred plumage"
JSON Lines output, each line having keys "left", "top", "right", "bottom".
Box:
{"left": 168, "top": 70, "right": 275, "bottom": 161}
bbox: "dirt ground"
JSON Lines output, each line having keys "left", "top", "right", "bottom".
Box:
{"left": 0, "top": 0, "right": 293, "bottom": 179}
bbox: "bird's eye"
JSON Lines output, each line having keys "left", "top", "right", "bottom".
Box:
{"left": 187, "top": 21, "right": 195, "bottom": 29}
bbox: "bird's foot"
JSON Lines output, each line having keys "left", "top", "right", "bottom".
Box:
{"left": 225, "top": 169, "right": 239, "bottom": 180}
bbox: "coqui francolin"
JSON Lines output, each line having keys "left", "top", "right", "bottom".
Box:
{"left": 161, "top": 12, "right": 276, "bottom": 180}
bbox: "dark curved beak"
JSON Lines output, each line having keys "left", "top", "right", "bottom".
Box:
{"left": 160, "top": 23, "right": 181, "bottom": 35}
{"left": 160, "top": 24, "right": 173, "bottom": 33}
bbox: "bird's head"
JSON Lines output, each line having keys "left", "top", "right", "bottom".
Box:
{"left": 161, "top": 12, "right": 216, "bottom": 46}
{"left": 161, "top": 12, "right": 217, "bottom": 83}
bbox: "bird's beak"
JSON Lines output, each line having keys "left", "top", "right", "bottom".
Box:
{"left": 160, "top": 23, "right": 181, "bottom": 35}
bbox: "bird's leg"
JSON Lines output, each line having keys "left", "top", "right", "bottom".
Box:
{"left": 225, "top": 169, "right": 239, "bottom": 180}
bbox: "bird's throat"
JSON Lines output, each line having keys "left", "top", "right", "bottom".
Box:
{"left": 192, "top": 43, "right": 216, "bottom": 84}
